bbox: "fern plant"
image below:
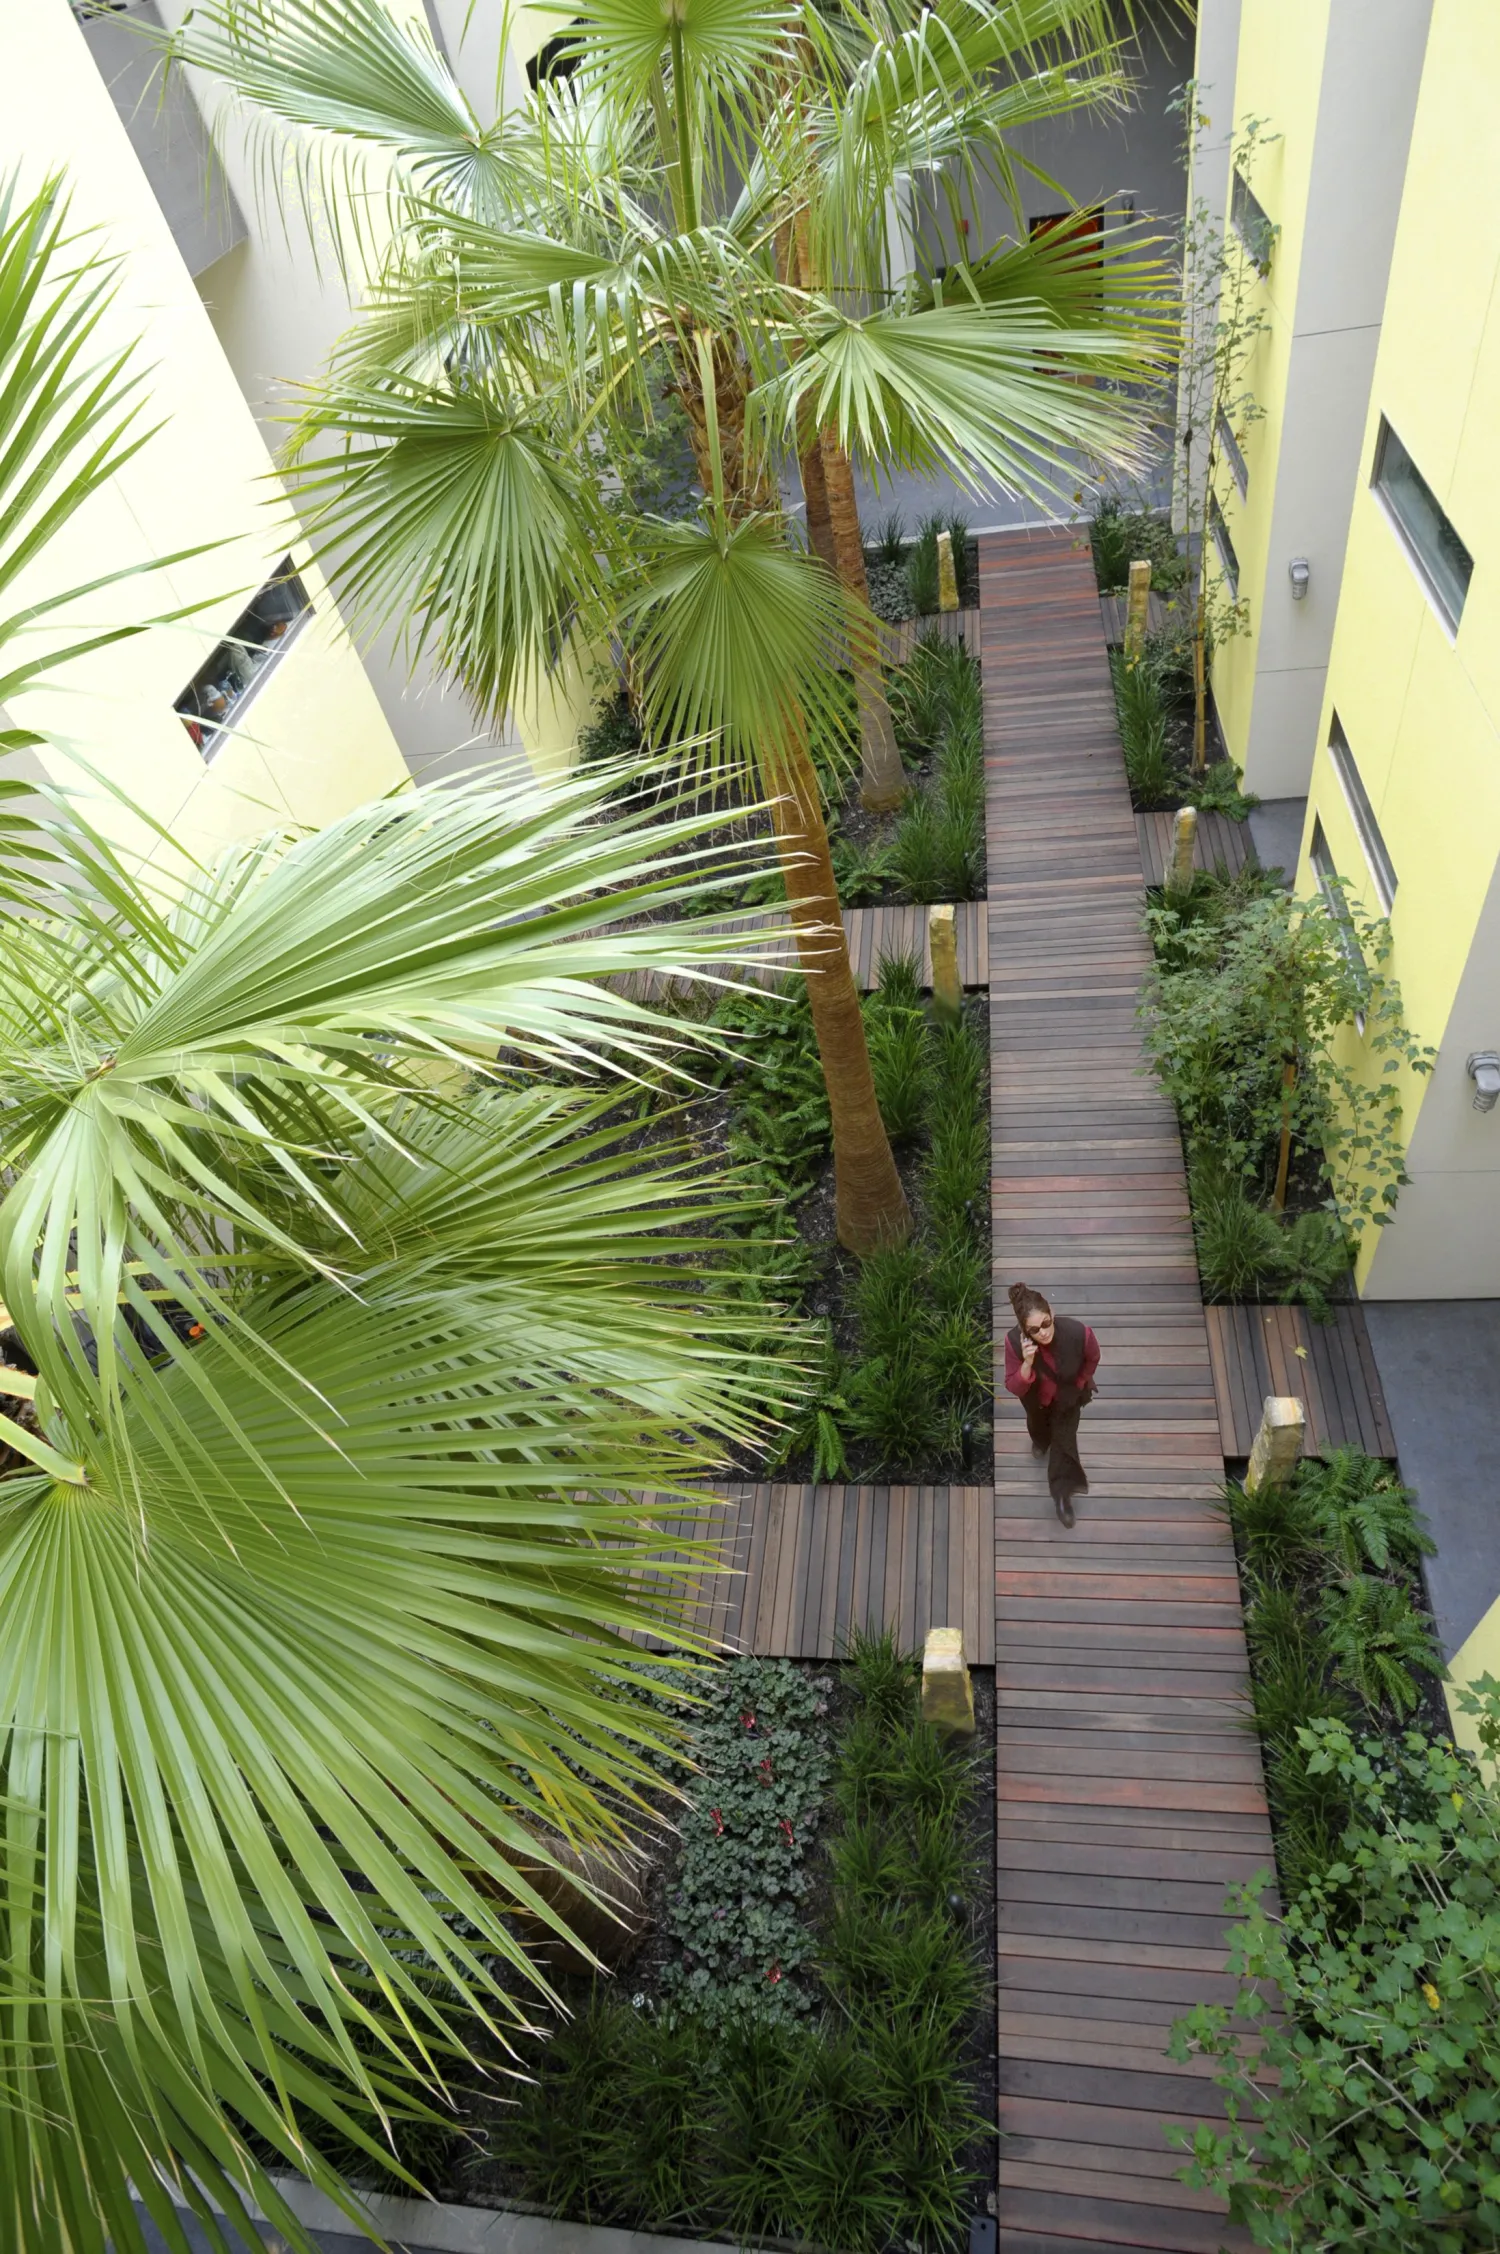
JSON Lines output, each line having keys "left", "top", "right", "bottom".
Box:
{"left": 1320, "top": 1575, "right": 1440, "bottom": 1720}
{"left": 1299, "top": 1448, "right": 1434, "bottom": 1574}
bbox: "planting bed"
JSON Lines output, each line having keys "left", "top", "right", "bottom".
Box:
{"left": 311, "top": 1640, "right": 999, "bottom": 2254}
{"left": 693, "top": 971, "right": 993, "bottom": 1488}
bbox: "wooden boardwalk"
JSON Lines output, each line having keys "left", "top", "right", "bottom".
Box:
{"left": 1135, "top": 808, "right": 1254, "bottom": 886}
{"left": 981, "top": 526, "right": 1274, "bottom": 2254}
{"left": 1205, "top": 1302, "right": 1396, "bottom": 1460}
{"left": 638, "top": 1484, "right": 994, "bottom": 1662}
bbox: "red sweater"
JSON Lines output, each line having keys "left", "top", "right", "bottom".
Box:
{"left": 1003, "top": 1325, "right": 1100, "bottom": 1408}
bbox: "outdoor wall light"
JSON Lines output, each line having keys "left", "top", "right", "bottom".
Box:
{"left": 1467, "top": 1051, "right": 1500, "bottom": 1112}
{"left": 1289, "top": 556, "right": 1311, "bottom": 600}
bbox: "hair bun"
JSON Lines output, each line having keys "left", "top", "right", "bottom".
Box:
{"left": 1008, "top": 1280, "right": 1051, "bottom": 1326}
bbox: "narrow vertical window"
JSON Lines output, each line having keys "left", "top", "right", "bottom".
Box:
{"left": 1215, "top": 409, "right": 1249, "bottom": 497}
{"left": 1327, "top": 715, "right": 1397, "bottom": 913}
{"left": 1371, "top": 417, "right": 1473, "bottom": 631}
{"left": 1209, "top": 495, "right": 1240, "bottom": 598}
{"left": 1230, "top": 170, "right": 1275, "bottom": 276}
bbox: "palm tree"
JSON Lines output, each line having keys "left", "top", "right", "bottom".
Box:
{"left": 0, "top": 175, "right": 806, "bottom": 2251}
{"left": 170, "top": 0, "right": 1173, "bottom": 1255}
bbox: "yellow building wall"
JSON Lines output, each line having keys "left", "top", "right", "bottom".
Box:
{"left": 1279, "top": 0, "right": 1500, "bottom": 1732}
{"left": 2, "top": 0, "right": 409, "bottom": 869}
{"left": 1204, "top": 0, "right": 1328, "bottom": 765}
{"left": 1293, "top": 0, "right": 1500, "bottom": 1274}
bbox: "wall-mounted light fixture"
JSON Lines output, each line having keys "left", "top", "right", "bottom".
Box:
{"left": 1288, "top": 556, "right": 1311, "bottom": 600}
{"left": 1467, "top": 1051, "right": 1500, "bottom": 1112}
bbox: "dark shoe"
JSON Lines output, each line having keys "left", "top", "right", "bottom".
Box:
{"left": 1055, "top": 1494, "right": 1076, "bottom": 1529}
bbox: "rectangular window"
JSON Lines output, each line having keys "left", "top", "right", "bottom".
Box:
{"left": 175, "top": 559, "right": 311, "bottom": 757}
{"left": 1216, "top": 408, "right": 1249, "bottom": 497}
{"left": 1311, "top": 817, "right": 1368, "bottom": 1027}
{"left": 1209, "top": 493, "right": 1240, "bottom": 597}
{"left": 1230, "top": 168, "right": 1275, "bottom": 276}
{"left": 1327, "top": 715, "right": 1397, "bottom": 913}
{"left": 1371, "top": 416, "right": 1473, "bottom": 632}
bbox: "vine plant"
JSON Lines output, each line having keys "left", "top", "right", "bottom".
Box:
{"left": 1174, "top": 95, "right": 1279, "bottom": 768}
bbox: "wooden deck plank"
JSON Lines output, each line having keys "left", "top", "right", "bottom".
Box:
{"left": 982, "top": 526, "right": 1275, "bottom": 2254}
{"left": 1202, "top": 1303, "right": 1396, "bottom": 1458}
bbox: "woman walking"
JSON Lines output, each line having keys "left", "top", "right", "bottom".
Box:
{"left": 1003, "top": 1282, "right": 1100, "bottom": 1528}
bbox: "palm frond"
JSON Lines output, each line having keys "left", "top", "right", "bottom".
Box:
{"left": 759, "top": 297, "right": 1167, "bottom": 500}
{"left": 623, "top": 507, "right": 855, "bottom": 793}
{"left": 0, "top": 765, "right": 786, "bottom": 1440}
{"left": 164, "top": 0, "right": 529, "bottom": 244}
{"left": 281, "top": 369, "right": 603, "bottom": 715}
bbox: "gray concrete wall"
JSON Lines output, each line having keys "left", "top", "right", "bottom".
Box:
{"left": 1235, "top": 0, "right": 1432, "bottom": 798}
{"left": 1364, "top": 845, "right": 1500, "bottom": 1299}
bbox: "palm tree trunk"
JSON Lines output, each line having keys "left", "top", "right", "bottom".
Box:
{"left": 820, "top": 435, "right": 906, "bottom": 812}
{"left": 799, "top": 406, "right": 838, "bottom": 575}
{"left": 769, "top": 729, "right": 912, "bottom": 1252}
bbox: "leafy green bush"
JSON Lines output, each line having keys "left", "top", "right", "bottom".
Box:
{"left": 888, "top": 641, "right": 985, "bottom": 901}
{"left": 1144, "top": 872, "right": 1435, "bottom": 1247}
{"left": 1226, "top": 1450, "right": 1439, "bottom": 1896}
{"left": 1110, "top": 651, "right": 1174, "bottom": 806}
{"left": 906, "top": 514, "right": 944, "bottom": 615}
{"left": 1088, "top": 493, "right": 1186, "bottom": 594}
{"left": 1170, "top": 1691, "right": 1500, "bottom": 2252}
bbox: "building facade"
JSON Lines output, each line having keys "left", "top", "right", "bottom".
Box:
{"left": 6, "top": 0, "right": 411, "bottom": 860}
{"left": 1195, "top": 0, "right": 1500, "bottom": 1304}
{"left": 1193, "top": 0, "right": 1500, "bottom": 1756}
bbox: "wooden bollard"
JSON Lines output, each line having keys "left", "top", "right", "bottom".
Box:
{"left": 1124, "top": 557, "right": 1151, "bottom": 665}
{"left": 921, "top": 1627, "right": 974, "bottom": 1736}
{"left": 1168, "top": 805, "right": 1198, "bottom": 893}
{"left": 1245, "top": 1396, "right": 1306, "bottom": 1494}
{"left": 936, "top": 529, "right": 960, "bottom": 614}
{"left": 929, "top": 903, "right": 961, "bottom": 1022}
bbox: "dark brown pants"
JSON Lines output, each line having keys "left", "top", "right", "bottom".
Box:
{"left": 1022, "top": 1392, "right": 1089, "bottom": 1509}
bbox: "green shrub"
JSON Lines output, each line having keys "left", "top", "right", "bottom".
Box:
{"left": 1170, "top": 1694, "right": 1500, "bottom": 2252}
{"left": 866, "top": 1000, "right": 930, "bottom": 1142}
{"left": 1088, "top": 494, "right": 1186, "bottom": 594}
{"left": 1182, "top": 755, "right": 1259, "bottom": 822}
{"left": 1297, "top": 1446, "right": 1434, "bottom": 1575}
{"left": 1226, "top": 1451, "right": 1441, "bottom": 1896}
{"left": 1275, "top": 1208, "right": 1352, "bottom": 1319}
{"left": 832, "top": 828, "right": 897, "bottom": 904}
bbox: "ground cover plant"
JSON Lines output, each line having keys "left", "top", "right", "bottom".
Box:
{"left": 488, "top": 1632, "right": 990, "bottom": 2253}
{"left": 1167, "top": 1482, "right": 1498, "bottom": 2253}
{"left": 1141, "top": 866, "right": 1434, "bottom": 1311}
{"left": 707, "top": 953, "right": 992, "bottom": 1483}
